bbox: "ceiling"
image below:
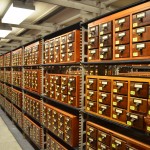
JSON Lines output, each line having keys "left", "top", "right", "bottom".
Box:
{"left": 0, "top": 0, "right": 141, "bottom": 54}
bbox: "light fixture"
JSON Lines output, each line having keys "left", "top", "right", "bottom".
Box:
{"left": 2, "top": 0, "right": 35, "bottom": 25}
{"left": 0, "top": 24, "right": 12, "bottom": 38}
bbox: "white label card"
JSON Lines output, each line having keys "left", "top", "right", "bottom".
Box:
{"left": 102, "top": 23, "right": 108, "bottom": 28}
{"left": 136, "top": 43, "right": 145, "bottom": 49}
{"left": 117, "top": 82, "right": 123, "bottom": 86}
{"left": 134, "top": 84, "right": 142, "bottom": 88}
{"left": 90, "top": 38, "right": 95, "bottom": 42}
{"left": 116, "top": 96, "right": 123, "bottom": 100}
{"left": 116, "top": 109, "right": 122, "bottom": 113}
{"left": 118, "top": 18, "right": 125, "bottom": 24}
{"left": 102, "top": 35, "right": 108, "bottom": 40}
{"left": 102, "top": 48, "right": 108, "bottom": 52}
{"left": 118, "top": 45, "right": 125, "bottom": 50}
{"left": 118, "top": 32, "right": 125, "bottom": 37}
{"left": 102, "top": 93, "right": 107, "bottom": 97}
{"left": 137, "top": 12, "right": 145, "bottom": 18}
{"left": 137, "top": 27, "right": 145, "bottom": 33}
{"left": 134, "top": 99, "right": 142, "bottom": 104}
{"left": 101, "top": 106, "right": 107, "bottom": 109}
{"left": 130, "top": 115, "right": 138, "bottom": 119}
{"left": 91, "top": 50, "right": 96, "bottom": 54}
{"left": 102, "top": 81, "right": 107, "bottom": 85}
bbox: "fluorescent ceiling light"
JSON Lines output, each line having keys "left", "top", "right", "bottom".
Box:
{"left": 2, "top": 1, "right": 35, "bottom": 25}
{"left": 0, "top": 24, "right": 12, "bottom": 38}
{"left": 0, "top": 29, "right": 11, "bottom": 38}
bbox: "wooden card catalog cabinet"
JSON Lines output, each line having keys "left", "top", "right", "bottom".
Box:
{"left": 86, "top": 75, "right": 150, "bottom": 132}
{"left": 86, "top": 121, "right": 150, "bottom": 150}
{"left": 88, "top": 1, "right": 150, "bottom": 61}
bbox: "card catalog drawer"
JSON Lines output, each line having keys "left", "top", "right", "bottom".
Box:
{"left": 100, "top": 34, "right": 112, "bottom": 47}
{"left": 115, "top": 16, "right": 130, "bottom": 32}
{"left": 99, "top": 47, "right": 112, "bottom": 60}
{"left": 129, "top": 97, "right": 148, "bottom": 114}
{"left": 98, "top": 104, "right": 111, "bottom": 117}
{"left": 113, "top": 80, "right": 128, "bottom": 95}
{"left": 88, "top": 26, "right": 99, "bottom": 38}
{"left": 115, "top": 30, "right": 130, "bottom": 45}
{"left": 115, "top": 44, "right": 130, "bottom": 58}
{"left": 132, "top": 42, "right": 150, "bottom": 57}
{"left": 133, "top": 9, "right": 150, "bottom": 28}
{"left": 99, "top": 21, "right": 112, "bottom": 35}
{"left": 133, "top": 26, "right": 150, "bottom": 42}
{"left": 113, "top": 94, "right": 128, "bottom": 109}
{"left": 112, "top": 107, "right": 127, "bottom": 123}
{"left": 99, "top": 79, "right": 111, "bottom": 93}
{"left": 130, "top": 81, "right": 149, "bottom": 99}
{"left": 98, "top": 92, "right": 111, "bottom": 105}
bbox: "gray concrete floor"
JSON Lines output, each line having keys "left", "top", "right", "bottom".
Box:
{"left": 0, "top": 108, "right": 35, "bottom": 150}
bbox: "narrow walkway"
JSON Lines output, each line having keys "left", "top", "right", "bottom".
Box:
{"left": 0, "top": 108, "right": 34, "bottom": 150}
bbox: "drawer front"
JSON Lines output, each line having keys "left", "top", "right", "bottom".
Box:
{"left": 49, "top": 55, "right": 54, "bottom": 63}
{"left": 61, "top": 35, "right": 67, "bottom": 44}
{"left": 130, "top": 82, "right": 149, "bottom": 99}
{"left": 50, "top": 40, "right": 54, "bottom": 47}
{"left": 99, "top": 79, "right": 111, "bottom": 93}
{"left": 115, "top": 44, "right": 130, "bottom": 58}
{"left": 97, "top": 142, "right": 110, "bottom": 150}
{"left": 54, "top": 54, "right": 60, "bottom": 63}
{"left": 67, "top": 52, "right": 75, "bottom": 62}
{"left": 133, "top": 9, "right": 150, "bottom": 28}
{"left": 49, "top": 47, "right": 54, "bottom": 55}
{"left": 111, "top": 137, "right": 126, "bottom": 150}
{"left": 86, "top": 100, "right": 97, "bottom": 112}
{"left": 98, "top": 92, "right": 111, "bottom": 105}
{"left": 98, "top": 104, "right": 111, "bottom": 117}
{"left": 68, "top": 42, "right": 75, "bottom": 52}
{"left": 99, "top": 47, "right": 112, "bottom": 60}
{"left": 55, "top": 37, "right": 60, "bottom": 46}
{"left": 61, "top": 94, "right": 68, "bottom": 103}
{"left": 55, "top": 92, "right": 61, "bottom": 101}
{"left": 132, "top": 42, "right": 150, "bottom": 57}
{"left": 97, "top": 130, "right": 111, "bottom": 146}
{"left": 68, "top": 87, "right": 76, "bottom": 97}
{"left": 115, "top": 16, "right": 130, "bottom": 32}
{"left": 87, "top": 136, "right": 97, "bottom": 149}
{"left": 55, "top": 46, "right": 60, "bottom": 55}
{"left": 86, "top": 125, "right": 97, "bottom": 139}
{"left": 87, "top": 78, "right": 97, "bottom": 91}
{"left": 61, "top": 86, "right": 68, "bottom": 95}
{"left": 127, "top": 112, "right": 144, "bottom": 130}
{"left": 50, "top": 83, "right": 55, "bottom": 91}
{"left": 68, "top": 77, "right": 76, "bottom": 87}
{"left": 56, "top": 85, "right": 61, "bottom": 93}
{"left": 113, "top": 81, "right": 128, "bottom": 95}
{"left": 87, "top": 90, "right": 97, "bottom": 101}
{"left": 55, "top": 76, "right": 61, "bottom": 85}
{"left": 61, "top": 44, "right": 67, "bottom": 53}
{"left": 99, "top": 21, "right": 112, "bottom": 35}
{"left": 50, "top": 91, "right": 55, "bottom": 99}
{"left": 100, "top": 34, "right": 112, "bottom": 47}
{"left": 89, "top": 26, "right": 99, "bottom": 38}
{"left": 115, "top": 30, "right": 130, "bottom": 45}
{"left": 129, "top": 98, "right": 148, "bottom": 114}
{"left": 61, "top": 77, "right": 68, "bottom": 85}
{"left": 57, "top": 129, "right": 64, "bottom": 140}
{"left": 88, "top": 49, "right": 99, "bottom": 61}
{"left": 133, "top": 26, "right": 150, "bottom": 42}
{"left": 113, "top": 94, "right": 128, "bottom": 109}
{"left": 112, "top": 107, "right": 127, "bottom": 123}
{"left": 68, "top": 96, "right": 76, "bottom": 106}
{"left": 67, "top": 32, "right": 75, "bottom": 43}
{"left": 60, "top": 53, "right": 67, "bottom": 62}
{"left": 88, "top": 37, "right": 99, "bottom": 49}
